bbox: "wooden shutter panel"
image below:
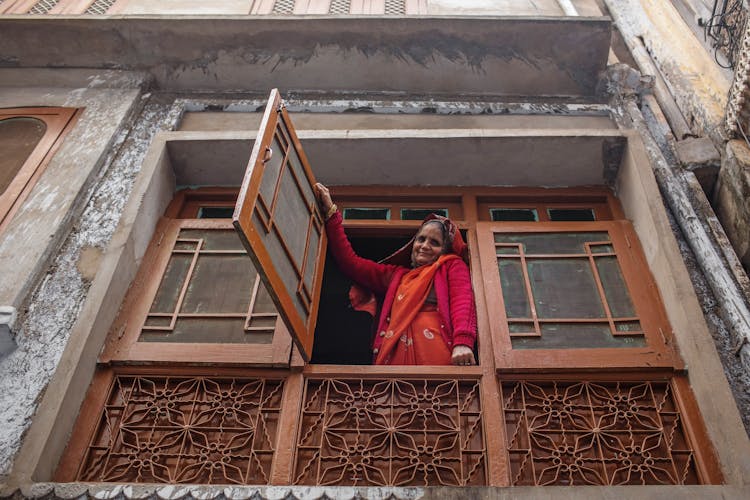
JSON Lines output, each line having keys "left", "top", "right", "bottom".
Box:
{"left": 234, "top": 89, "right": 327, "bottom": 361}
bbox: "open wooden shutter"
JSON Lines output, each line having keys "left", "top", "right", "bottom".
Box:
{"left": 233, "top": 89, "right": 327, "bottom": 361}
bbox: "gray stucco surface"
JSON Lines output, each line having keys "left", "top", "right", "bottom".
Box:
{"left": 0, "top": 97, "right": 182, "bottom": 479}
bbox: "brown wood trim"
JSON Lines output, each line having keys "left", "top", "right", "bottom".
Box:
{"left": 54, "top": 368, "right": 115, "bottom": 481}
{"left": 671, "top": 376, "right": 724, "bottom": 484}
{"left": 270, "top": 372, "right": 304, "bottom": 484}
{"left": 302, "top": 364, "right": 483, "bottom": 378}
{"left": 0, "top": 107, "right": 79, "bottom": 233}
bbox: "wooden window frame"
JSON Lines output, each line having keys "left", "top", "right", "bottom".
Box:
{"left": 100, "top": 216, "right": 293, "bottom": 367}
{"left": 0, "top": 107, "right": 78, "bottom": 232}
{"left": 477, "top": 219, "right": 676, "bottom": 372}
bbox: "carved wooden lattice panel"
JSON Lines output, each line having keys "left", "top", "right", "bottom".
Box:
{"left": 294, "top": 378, "right": 486, "bottom": 486}
{"left": 502, "top": 380, "right": 699, "bottom": 485}
{"left": 77, "top": 375, "right": 284, "bottom": 484}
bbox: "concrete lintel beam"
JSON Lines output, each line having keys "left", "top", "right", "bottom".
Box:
{"left": 0, "top": 16, "right": 611, "bottom": 98}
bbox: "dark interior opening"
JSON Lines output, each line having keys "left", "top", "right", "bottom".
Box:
{"left": 311, "top": 234, "right": 411, "bottom": 364}
{"left": 311, "top": 230, "right": 475, "bottom": 365}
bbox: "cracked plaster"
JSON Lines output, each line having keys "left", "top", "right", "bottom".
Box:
{"left": 0, "top": 97, "right": 183, "bottom": 480}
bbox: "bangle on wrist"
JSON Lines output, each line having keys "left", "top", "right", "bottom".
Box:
{"left": 325, "top": 204, "right": 338, "bottom": 220}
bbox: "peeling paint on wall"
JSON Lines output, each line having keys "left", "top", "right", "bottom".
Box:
{"left": 0, "top": 98, "right": 182, "bottom": 479}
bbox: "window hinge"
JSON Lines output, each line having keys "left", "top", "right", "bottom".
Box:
{"left": 624, "top": 233, "right": 632, "bottom": 248}
{"left": 157, "top": 231, "right": 165, "bottom": 247}
{"left": 116, "top": 323, "right": 127, "bottom": 340}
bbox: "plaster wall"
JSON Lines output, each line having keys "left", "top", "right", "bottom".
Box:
{"left": 0, "top": 70, "right": 148, "bottom": 312}
{"left": 426, "top": 0, "right": 563, "bottom": 15}
{"left": 615, "top": 130, "right": 750, "bottom": 483}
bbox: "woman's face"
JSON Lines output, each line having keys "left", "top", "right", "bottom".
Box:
{"left": 411, "top": 223, "right": 445, "bottom": 267}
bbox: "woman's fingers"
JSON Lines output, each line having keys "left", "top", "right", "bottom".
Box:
{"left": 314, "top": 183, "right": 333, "bottom": 212}
{"left": 451, "top": 345, "right": 476, "bottom": 366}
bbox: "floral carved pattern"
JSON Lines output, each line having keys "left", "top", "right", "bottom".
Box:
{"left": 502, "top": 380, "right": 700, "bottom": 485}
{"left": 77, "top": 376, "right": 284, "bottom": 484}
{"left": 294, "top": 378, "right": 486, "bottom": 486}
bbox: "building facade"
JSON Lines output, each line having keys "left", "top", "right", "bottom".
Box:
{"left": 0, "top": 1, "right": 749, "bottom": 498}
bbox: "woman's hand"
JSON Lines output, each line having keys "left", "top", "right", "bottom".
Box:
{"left": 451, "top": 345, "right": 476, "bottom": 366}
{"left": 314, "top": 183, "right": 334, "bottom": 214}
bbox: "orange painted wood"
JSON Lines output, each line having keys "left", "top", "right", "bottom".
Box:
{"left": 269, "top": 372, "right": 304, "bottom": 484}
{"left": 0, "top": 108, "right": 78, "bottom": 232}
{"left": 54, "top": 368, "right": 115, "bottom": 481}
{"left": 234, "top": 89, "right": 328, "bottom": 362}
{"left": 671, "top": 376, "right": 724, "bottom": 484}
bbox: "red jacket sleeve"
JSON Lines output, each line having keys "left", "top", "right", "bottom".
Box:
{"left": 325, "top": 211, "right": 398, "bottom": 295}
{"left": 445, "top": 258, "right": 477, "bottom": 348}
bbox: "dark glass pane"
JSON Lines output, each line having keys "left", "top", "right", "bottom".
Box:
{"left": 490, "top": 208, "right": 538, "bottom": 222}
{"left": 149, "top": 254, "right": 191, "bottom": 314}
{"left": 401, "top": 208, "right": 448, "bottom": 220}
{"left": 508, "top": 322, "right": 535, "bottom": 334}
{"left": 247, "top": 316, "right": 277, "bottom": 331}
{"left": 178, "top": 229, "right": 244, "bottom": 251}
{"left": 0, "top": 117, "right": 46, "bottom": 195}
{"left": 494, "top": 232, "right": 609, "bottom": 254}
{"left": 595, "top": 255, "right": 636, "bottom": 317}
{"left": 591, "top": 244, "right": 614, "bottom": 253}
{"left": 548, "top": 208, "right": 596, "bottom": 221}
{"left": 182, "top": 255, "right": 256, "bottom": 313}
{"left": 276, "top": 165, "right": 310, "bottom": 268}
{"left": 511, "top": 323, "right": 646, "bottom": 349}
{"left": 140, "top": 318, "right": 273, "bottom": 344}
{"left": 498, "top": 258, "right": 530, "bottom": 318}
{"left": 615, "top": 320, "right": 642, "bottom": 332}
{"left": 527, "top": 258, "right": 605, "bottom": 318}
{"left": 197, "top": 206, "right": 235, "bottom": 219}
{"left": 343, "top": 207, "right": 390, "bottom": 220}
{"left": 144, "top": 316, "right": 171, "bottom": 327}
{"left": 496, "top": 246, "right": 520, "bottom": 255}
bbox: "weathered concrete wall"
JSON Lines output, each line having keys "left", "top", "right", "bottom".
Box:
{"left": 0, "top": 92, "right": 182, "bottom": 482}
{"left": 0, "top": 69, "right": 149, "bottom": 313}
{"left": 0, "top": 17, "right": 611, "bottom": 97}
{"left": 716, "top": 140, "right": 750, "bottom": 272}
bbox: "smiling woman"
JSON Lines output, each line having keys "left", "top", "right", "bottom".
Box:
{"left": 314, "top": 183, "right": 478, "bottom": 366}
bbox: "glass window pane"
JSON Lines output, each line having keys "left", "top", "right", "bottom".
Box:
{"left": 0, "top": 117, "right": 46, "bottom": 195}
{"left": 498, "top": 258, "right": 530, "bottom": 318}
{"left": 401, "top": 208, "right": 448, "bottom": 220}
{"left": 343, "top": 207, "right": 390, "bottom": 220}
{"left": 149, "top": 254, "right": 191, "bottom": 314}
{"left": 494, "top": 232, "right": 609, "bottom": 254}
{"left": 528, "top": 258, "right": 605, "bottom": 318}
{"left": 548, "top": 208, "right": 596, "bottom": 221}
{"left": 595, "top": 255, "right": 636, "bottom": 317}
{"left": 197, "top": 206, "right": 235, "bottom": 219}
{"left": 511, "top": 323, "right": 646, "bottom": 349}
{"left": 178, "top": 229, "right": 245, "bottom": 251}
{"left": 182, "top": 255, "right": 256, "bottom": 313}
{"left": 140, "top": 318, "right": 273, "bottom": 344}
{"left": 490, "top": 208, "right": 538, "bottom": 222}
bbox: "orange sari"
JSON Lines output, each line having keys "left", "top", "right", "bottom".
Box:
{"left": 375, "top": 254, "right": 459, "bottom": 365}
